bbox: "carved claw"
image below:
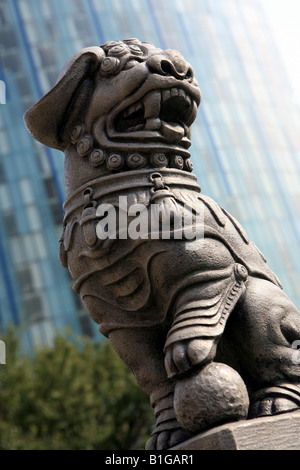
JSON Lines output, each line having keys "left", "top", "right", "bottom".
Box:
{"left": 147, "top": 390, "right": 193, "bottom": 450}
{"left": 249, "top": 384, "right": 300, "bottom": 418}
{"left": 145, "top": 425, "right": 192, "bottom": 450}
{"left": 250, "top": 396, "right": 300, "bottom": 418}
{"left": 164, "top": 343, "right": 191, "bottom": 378}
{"left": 164, "top": 338, "right": 216, "bottom": 378}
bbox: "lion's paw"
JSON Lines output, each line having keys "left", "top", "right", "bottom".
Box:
{"left": 145, "top": 426, "right": 192, "bottom": 450}
{"left": 250, "top": 396, "right": 300, "bottom": 418}
{"left": 164, "top": 338, "right": 215, "bottom": 378}
{"left": 249, "top": 384, "right": 300, "bottom": 418}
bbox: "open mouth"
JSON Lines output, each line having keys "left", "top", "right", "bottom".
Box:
{"left": 114, "top": 86, "right": 198, "bottom": 145}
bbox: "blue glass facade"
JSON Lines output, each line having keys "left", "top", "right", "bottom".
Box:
{"left": 0, "top": 0, "right": 300, "bottom": 351}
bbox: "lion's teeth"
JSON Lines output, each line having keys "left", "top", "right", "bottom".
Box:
{"left": 127, "top": 105, "right": 134, "bottom": 116}
{"left": 161, "top": 89, "right": 171, "bottom": 102}
{"left": 127, "top": 101, "right": 143, "bottom": 116}
{"left": 143, "top": 90, "right": 161, "bottom": 119}
{"left": 127, "top": 124, "right": 144, "bottom": 132}
{"left": 185, "top": 100, "right": 197, "bottom": 126}
{"left": 161, "top": 87, "right": 192, "bottom": 107}
{"left": 185, "top": 95, "right": 191, "bottom": 106}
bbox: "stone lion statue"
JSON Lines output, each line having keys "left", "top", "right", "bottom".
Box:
{"left": 24, "top": 38, "right": 300, "bottom": 450}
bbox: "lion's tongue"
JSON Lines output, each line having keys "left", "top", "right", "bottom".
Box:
{"left": 161, "top": 121, "right": 184, "bottom": 143}
{"left": 144, "top": 118, "right": 184, "bottom": 143}
{"left": 143, "top": 90, "right": 184, "bottom": 143}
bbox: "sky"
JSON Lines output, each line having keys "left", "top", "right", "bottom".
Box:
{"left": 262, "top": 0, "right": 300, "bottom": 102}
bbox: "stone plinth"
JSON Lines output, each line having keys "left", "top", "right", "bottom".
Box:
{"left": 171, "top": 411, "right": 300, "bottom": 450}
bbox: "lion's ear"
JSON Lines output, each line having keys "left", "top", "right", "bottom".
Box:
{"left": 24, "top": 46, "right": 105, "bottom": 151}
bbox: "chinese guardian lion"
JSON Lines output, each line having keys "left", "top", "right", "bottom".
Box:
{"left": 24, "top": 39, "right": 300, "bottom": 450}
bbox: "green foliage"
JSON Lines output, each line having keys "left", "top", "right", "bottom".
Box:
{"left": 0, "top": 327, "right": 154, "bottom": 450}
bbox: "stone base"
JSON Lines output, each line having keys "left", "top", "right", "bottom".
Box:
{"left": 171, "top": 411, "right": 300, "bottom": 450}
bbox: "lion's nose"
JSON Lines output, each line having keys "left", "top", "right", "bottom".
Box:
{"left": 146, "top": 50, "right": 194, "bottom": 80}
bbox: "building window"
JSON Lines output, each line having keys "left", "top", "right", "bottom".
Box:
{"left": 23, "top": 293, "right": 45, "bottom": 322}
{"left": 44, "top": 176, "right": 57, "bottom": 199}
{"left": 26, "top": 205, "right": 42, "bottom": 231}
{"left": 3, "top": 211, "right": 18, "bottom": 236}
{"left": 38, "top": 44, "right": 56, "bottom": 68}
{"left": 19, "top": 178, "right": 35, "bottom": 205}
{"left": 0, "top": 29, "right": 17, "bottom": 48}
{"left": 78, "top": 314, "right": 94, "bottom": 337}
{"left": 32, "top": 233, "right": 48, "bottom": 259}
{"left": 34, "top": 142, "right": 51, "bottom": 175}
{"left": 44, "top": 176, "right": 63, "bottom": 225}
{"left": 0, "top": 4, "right": 9, "bottom": 25}
{"left": 72, "top": 290, "right": 93, "bottom": 337}
{"left": 2, "top": 51, "right": 21, "bottom": 73}
{"left": 0, "top": 184, "right": 12, "bottom": 211}
{"left": 17, "top": 74, "right": 31, "bottom": 97}
{"left": 52, "top": 203, "right": 63, "bottom": 225}
{"left": 0, "top": 160, "right": 5, "bottom": 183}
{"left": 0, "top": 130, "right": 11, "bottom": 154}
{"left": 17, "top": 266, "right": 34, "bottom": 293}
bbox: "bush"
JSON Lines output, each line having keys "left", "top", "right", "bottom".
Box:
{"left": 0, "top": 327, "right": 154, "bottom": 450}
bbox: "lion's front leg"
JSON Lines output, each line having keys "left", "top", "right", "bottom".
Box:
{"left": 162, "top": 263, "right": 251, "bottom": 435}
{"left": 225, "top": 277, "right": 300, "bottom": 418}
{"left": 108, "top": 326, "right": 192, "bottom": 450}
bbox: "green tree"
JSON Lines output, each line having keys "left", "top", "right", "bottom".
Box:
{"left": 0, "top": 327, "right": 154, "bottom": 450}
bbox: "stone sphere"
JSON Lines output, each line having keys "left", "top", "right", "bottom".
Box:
{"left": 174, "top": 362, "right": 249, "bottom": 434}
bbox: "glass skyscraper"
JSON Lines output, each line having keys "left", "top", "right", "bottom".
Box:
{"left": 1, "top": 0, "right": 300, "bottom": 352}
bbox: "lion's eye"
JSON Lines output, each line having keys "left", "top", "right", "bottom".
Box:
{"left": 129, "top": 45, "right": 143, "bottom": 55}
{"left": 99, "top": 57, "right": 120, "bottom": 77}
{"left": 123, "top": 59, "right": 141, "bottom": 70}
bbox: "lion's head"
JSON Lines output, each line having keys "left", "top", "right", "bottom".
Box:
{"left": 24, "top": 39, "right": 201, "bottom": 194}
